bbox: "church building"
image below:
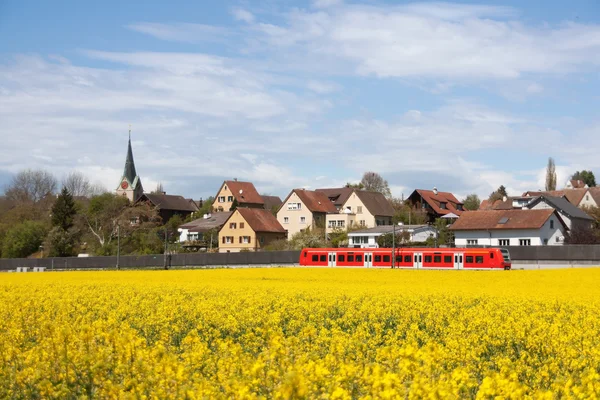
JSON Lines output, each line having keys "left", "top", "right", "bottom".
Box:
{"left": 115, "top": 131, "right": 144, "bottom": 202}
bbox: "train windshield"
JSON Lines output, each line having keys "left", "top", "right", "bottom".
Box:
{"left": 500, "top": 249, "right": 511, "bottom": 262}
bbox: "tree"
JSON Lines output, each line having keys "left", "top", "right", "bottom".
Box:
{"left": 152, "top": 182, "right": 165, "bottom": 194}
{"left": 463, "top": 194, "right": 481, "bottom": 211}
{"left": 1, "top": 221, "right": 48, "bottom": 258}
{"left": 52, "top": 187, "right": 77, "bottom": 231}
{"left": 229, "top": 198, "right": 239, "bottom": 211}
{"left": 359, "top": 172, "right": 391, "bottom": 197}
{"left": 564, "top": 224, "right": 600, "bottom": 244}
{"left": 545, "top": 157, "right": 557, "bottom": 191}
{"left": 377, "top": 231, "right": 411, "bottom": 247}
{"left": 83, "top": 193, "right": 129, "bottom": 248}
{"left": 4, "top": 169, "right": 57, "bottom": 203}
{"left": 489, "top": 185, "right": 508, "bottom": 202}
{"left": 572, "top": 171, "right": 596, "bottom": 187}
{"left": 389, "top": 198, "right": 427, "bottom": 225}
{"left": 345, "top": 182, "right": 364, "bottom": 189}
{"left": 45, "top": 226, "right": 78, "bottom": 257}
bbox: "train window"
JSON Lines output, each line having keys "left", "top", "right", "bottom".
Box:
{"left": 356, "top": 255, "right": 363, "bottom": 262}
{"left": 424, "top": 255, "right": 432, "bottom": 263}
{"left": 465, "top": 256, "right": 474, "bottom": 263}
{"left": 348, "top": 255, "right": 355, "bottom": 262}
{"left": 434, "top": 255, "right": 441, "bottom": 263}
{"left": 374, "top": 255, "right": 381, "bottom": 262}
{"left": 476, "top": 256, "right": 484, "bottom": 263}
{"left": 304, "top": 252, "right": 307, "bottom": 257}
{"left": 312, "top": 255, "right": 318, "bottom": 262}
{"left": 396, "top": 256, "right": 402, "bottom": 263}
{"left": 320, "top": 255, "right": 327, "bottom": 262}
{"left": 444, "top": 255, "right": 452, "bottom": 263}
{"left": 404, "top": 255, "right": 412, "bottom": 262}
{"left": 338, "top": 255, "right": 345, "bottom": 262}
{"left": 383, "top": 255, "right": 390, "bottom": 262}
{"left": 490, "top": 252, "right": 494, "bottom": 259}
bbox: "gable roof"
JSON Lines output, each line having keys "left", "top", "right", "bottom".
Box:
{"left": 526, "top": 195, "right": 594, "bottom": 221}
{"left": 140, "top": 193, "right": 199, "bottom": 212}
{"left": 347, "top": 225, "right": 431, "bottom": 235}
{"left": 180, "top": 211, "right": 232, "bottom": 232}
{"left": 522, "top": 189, "right": 587, "bottom": 206}
{"left": 261, "top": 195, "right": 283, "bottom": 211}
{"left": 220, "top": 181, "right": 264, "bottom": 205}
{"left": 588, "top": 187, "right": 600, "bottom": 207}
{"left": 315, "top": 187, "right": 354, "bottom": 208}
{"left": 449, "top": 209, "right": 559, "bottom": 231}
{"left": 283, "top": 189, "right": 338, "bottom": 213}
{"left": 567, "top": 179, "right": 588, "bottom": 189}
{"left": 411, "top": 189, "right": 464, "bottom": 216}
{"left": 354, "top": 190, "right": 395, "bottom": 216}
{"left": 235, "top": 208, "right": 286, "bottom": 233}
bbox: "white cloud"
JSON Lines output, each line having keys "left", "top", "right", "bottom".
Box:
{"left": 312, "top": 0, "right": 344, "bottom": 9}
{"left": 307, "top": 80, "right": 340, "bottom": 94}
{"left": 127, "top": 22, "right": 231, "bottom": 43}
{"left": 231, "top": 8, "right": 255, "bottom": 23}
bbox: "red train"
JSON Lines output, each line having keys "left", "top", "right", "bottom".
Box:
{"left": 299, "top": 247, "right": 511, "bottom": 270}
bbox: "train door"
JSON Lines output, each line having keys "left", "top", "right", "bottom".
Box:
{"left": 413, "top": 253, "right": 422, "bottom": 269}
{"left": 328, "top": 252, "right": 336, "bottom": 267}
{"left": 364, "top": 253, "right": 373, "bottom": 268}
{"left": 454, "top": 253, "right": 464, "bottom": 270}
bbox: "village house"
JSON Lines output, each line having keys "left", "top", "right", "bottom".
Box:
{"left": 277, "top": 189, "right": 337, "bottom": 239}
{"left": 449, "top": 209, "right": 567, "bottom": 247}
{"left": 406, "top": 188, "right": 464, "bottom": 223}
{"left": 565, "top": 179, "right": 588, "bottom": 189}
{"left": 137, "top": 193, "right": 199, "bottom": 222}
{"left": 325, "top": 190, "right": 394, "bottom": 233}
{"left": 522, "top": 189, "right": 598, "bottom": 209}
{"left": 212, "top": 180, "right": 265, "bottom": 212}
{"left": 178, "top": 211, "right": 232, "bottom": 245}
{"left": 218, "top": 208, "right": 286, "bottom": 252}
{"left": 347, "top": 224, "right": 437, "bottom": 248}
{"left": 315, "top": 187, "right": 354, "bottom": 211}
{"left": 524, "top": 195, "right": 594, "bottom": 232}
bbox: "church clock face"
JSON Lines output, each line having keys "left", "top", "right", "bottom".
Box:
{"left": 121, "top": 181, "right": 129, "bottom": 189}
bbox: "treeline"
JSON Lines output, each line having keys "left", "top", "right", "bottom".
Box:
{"left": 0, "top": 169, "right": 212, "bottom": 258}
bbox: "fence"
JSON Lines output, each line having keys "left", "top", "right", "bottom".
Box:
{"left": 2, "top": 246, "right": 600, "bottom": 271}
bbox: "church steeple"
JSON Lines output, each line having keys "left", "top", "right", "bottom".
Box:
{"left": 116, "top": 127, "right": 143, "bottom": 202}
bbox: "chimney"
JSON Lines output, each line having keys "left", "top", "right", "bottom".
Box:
{"left": 502, "top": 196, "right": 507, "bottom": 202}
{"left": 433, "top": 187, "right": 438, "bottom": 195}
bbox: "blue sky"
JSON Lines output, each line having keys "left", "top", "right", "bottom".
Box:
{"left": 1, "top": 0, "right": 600, "bottom": 201}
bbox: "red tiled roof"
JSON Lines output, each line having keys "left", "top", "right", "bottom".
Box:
{"left": 522, "top": 189, "right": 587, "bottom": 206}
{"left": 449, "top": 209, "right": 557, "bottom": 231}
{"left": 315, "top": 187, "right": 354, "bottom": 208}
{"left": 223, "top": 181, "right": 264, "bottom": 205}
{"left": 290, "top": 189, "right": 338, "bottom": 213}
{"left": 414, "top": 189, "right": 464, "bottom": 216}
{"left": 236, "top": 208, "right": 286, "bottom": 233}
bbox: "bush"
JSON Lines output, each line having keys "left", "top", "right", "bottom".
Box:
{"left": 2, "top": 221, "right": 48, "bottom": 258}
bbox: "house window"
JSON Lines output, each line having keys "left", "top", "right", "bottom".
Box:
{"left": 230, "top": 222, "right": 237, "bottom": 229}
{"left": 300, "top": 216, "right": 306, "bottom": 224}
{"left": 498, "top": 239, "right": 509, "bottom": 246}
{"left": 519, "top": 239, "right": 531, "bottom": 246}
{"left": 242, "top": 236, "right": 250, "bottom": 244}
{"left": 440, "top": 202, "right": 447, "bottom": 210}
{"left": 240, "top": 223, "right": 245, "bottom": 229}
{"left": 353, "top": 236, "right": 368, "bottom": 244}
{"left": 357, "top": 206, "right": 363, "bottom": 214}
{"left": 284, "top": 217, "right": 289, "bottom": 224}
{"left": 345, "top": 206, "right": 351, "bottom": 212}
{"left": 544, "top": 239, "right": 548, "bottom": 245}
{"left": 225, "top": 236, "right": 233, "bottom": 244}
{"left": 586, "top": 195, "right": 590, "bottom": 201}
{"left": 218, "top": 196, "right": 225, "bottom": 203}
{"left": 550, "top": 220, "right": 554, "bottom": 229}
{"left": 328, "top": 220, "right": 335, "bottom": 228}
{"left": 457, "top": 204, "right": 463, "bottom": 211}
{"left": 260, "top": 236, "right": 265, "bottom": 244}
{"left": 287, "top": 203, "right": 302, "bottom": 210}
{"left": 227, "top": 196, "right": 234, "bottom": 202}
{"left": 467, "top": 239, "right": 478, "bottom": 245}
{"left": 360, "top": 220, "right": 365, "bottom": 226}
{"left": 337, "top": 220, "right": 344, "bottom": 228}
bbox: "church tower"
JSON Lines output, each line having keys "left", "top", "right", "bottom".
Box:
{"left": 115, "top": 130, "right": 143, "bottom": 202}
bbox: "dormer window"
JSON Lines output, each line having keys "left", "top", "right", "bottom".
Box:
{"left": 550, "top": 220, "right": 554, "bottom": 229}
{"left": 440, "top": 202, "right": 447, "bottom": 210}
{"left": 457, "top": 204, "right": 463, "bottom": 211}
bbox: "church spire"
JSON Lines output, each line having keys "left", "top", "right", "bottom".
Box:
{"left": 123, "top": 128, "right": 137, "bottom": 184}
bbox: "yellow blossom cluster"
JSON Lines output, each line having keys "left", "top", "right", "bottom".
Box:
{"left": 1, "top": 268, "right": 600, "bottom": 398}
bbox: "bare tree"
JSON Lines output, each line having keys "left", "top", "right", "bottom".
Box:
{"left": 4, "top": 169, "right": 57, "bottom": 203}
{"left": 360, "top": 171, "right": 391, "bottom": 197}
{"left": 152, "top": 182, "right": 165, "bottom": 194}
{"left": 545, "top": 157, "right": 557, "bottom": 191}
{"left": 62, "top": 171, "right": 91, "bottom": 197}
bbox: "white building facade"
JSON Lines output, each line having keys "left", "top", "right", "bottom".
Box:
{"left": 347, "top": 225, "right": 437, "bottom": 248}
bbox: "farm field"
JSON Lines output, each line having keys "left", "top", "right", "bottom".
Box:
{"left": 1, "top": 269, "right": 600, "bottom": 398}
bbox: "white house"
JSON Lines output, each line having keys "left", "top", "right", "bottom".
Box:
{"left": 449, "top": 209, "right": 567, "bottom": 247}
{"left": 347, "top": 224, "right": 437, "bottom": 248}
{"left": 178, "top": 212, "right": 232, "bottom": 243}
{"left": 524, "top": 195, "right": 594, "bottom": 232}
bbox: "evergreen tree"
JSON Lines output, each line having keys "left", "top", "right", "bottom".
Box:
{"left": 51, "top": 187, "right": 77, "bottom": 230}
{"left": 545, "top": 157, "right": 557, "bottom": 191}
{"left": 230, "top": 198, "right": 239, "bottom": 211}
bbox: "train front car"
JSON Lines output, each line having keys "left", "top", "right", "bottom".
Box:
{"left": 500, "top": 248, "right": 512, "bottom": 270}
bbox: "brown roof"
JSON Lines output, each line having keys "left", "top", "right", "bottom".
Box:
{"left": 287, "top": 189, "right": 338, "bottom": 213}
{"left": 140, "top": 193, "right": 199, "bottom": 212}
{"left": 478, "top": 199, "right": 490, "bottom": 210}
{"left": 315, "top": 187, "right": 354, "bottom": 208}
{"left": 236, "top": 208, "right": 286, "bottom": 233}
{"left": 222, "top": 180, "right": 264, "bottom": 205}
{"left": 589, "top": 187, "right": 600, "bottom": 206}
{"left": 261, "top": 195, "right": 283, "bottom": 211}
{"left": 569, "top": 179, "right": 587, "bottom": 189}
{"left": 449, "top": 209, "right": 557, "bottom": 231}
{"left": 354, "top": 190, "right": 395, "bottom": 216}
{"left": 412, "top": 189, "right": 464, "bottom": 216}
{"left": 180, "top": 211, "right": 233, "bottom": 232}
{"left": 522, "top": 189, "right": 587, "bottom": 206}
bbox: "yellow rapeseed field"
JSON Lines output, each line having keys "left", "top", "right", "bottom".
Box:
{"left": 1, "top": 268, "right": 600, "bottom": 399}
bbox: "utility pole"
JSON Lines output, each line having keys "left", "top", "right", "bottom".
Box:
{"left": 391, "top": 223, "right": 396, "bottom": 269}
{"left": 164, "top": 228, "right": 168, "bottom": 270}
{"left": 116, "top": 224, "right": 120, "bottom": 270}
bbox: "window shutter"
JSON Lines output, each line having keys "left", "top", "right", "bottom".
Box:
{"left": 248, "top": 236, "right": 251, "bottom": 243}
{"left": 239, "top": 236, "right": 242, "bottom": 243}
{"left": 222, "top": 236, "right": 225, "bottom": 244}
